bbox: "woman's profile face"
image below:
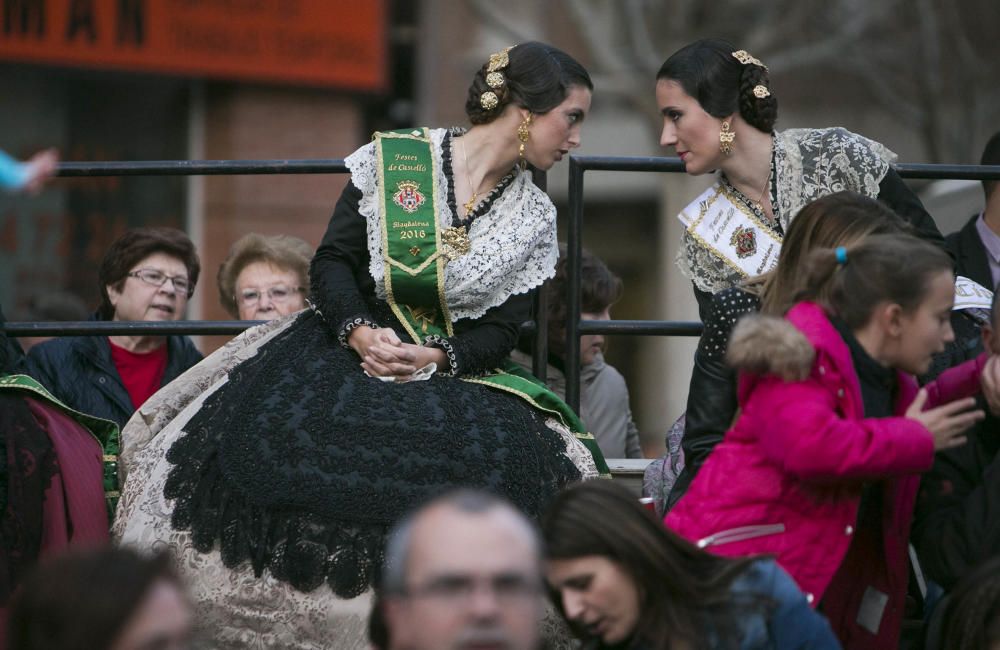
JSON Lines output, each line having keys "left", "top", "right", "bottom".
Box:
{"left": 524, "top": 85, "right": 591, "bottom": 171}
{"left": 546, "top": 555, "right": 641, "bottom": 645}
{"left": 655, "top": 78, "right": 726, "bottom": 175}
{"left": 885, "top": 269, "right": 955, "bottom": 375}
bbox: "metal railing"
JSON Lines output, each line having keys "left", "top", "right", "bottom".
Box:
{"left": 4, "top": 157, "right": 1000, "bottom": 417}
{"left": 559, "top": 157, "right": 1000, "bottom": 411}
{"left": 2, "top": 159, "right": 560, "bottom": 377}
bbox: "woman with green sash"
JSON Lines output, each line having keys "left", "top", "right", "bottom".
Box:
{"left": 115, "top": 42, "right": 603, "bottom": 649}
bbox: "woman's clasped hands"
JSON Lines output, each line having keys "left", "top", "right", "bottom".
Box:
{"left": 348, "top": 325, "right": 446, "bottom": 382}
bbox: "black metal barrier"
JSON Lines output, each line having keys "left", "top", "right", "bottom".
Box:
{"left": 4, "top": 157, "right": 1000, "bottom": 417}
{"left": 560, "top": 157, "right": 1000, "bottom": 411}
{"left": 1, "top": 159, "right": 555, "bottom": 380}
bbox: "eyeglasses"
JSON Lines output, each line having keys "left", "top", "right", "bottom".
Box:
{"left": 404, "top": 574, "right": 543, "bottom": 606}
{"left": 128, "top": 269, "right": 193, "bottom": 296}
{"left": 236, "top": 285, "right": 304, "bottom": 307}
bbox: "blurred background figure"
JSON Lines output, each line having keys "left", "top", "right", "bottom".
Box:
{"left": 216, "top": 233, "right": 313, "bottom": 321}
{"left": 924, "top": 555, "right": 1000, "bottom": 650}
{"left": 14, "top": 291, "right": 89, "bottom": 353}
{"left": 7, "top": 547, "right": 194, "bottom": 650}
{"left": 945, "top": 131, "right": 1000, "bottom": 292}
{"left": 26, "top": 227, "right": 202, "bottom": 430}
{"left": 379, "top": 490, "right": 548, "bottom": 650}
{"left": 513, "top": 247, "right": 642, "bottom": 459}
{"left": 0, "top": 148, "right": 57, "bottom": 194}
{"left": 0, "top": 364, "right": 112, "bottom": 648}
{"left": 0, "top": 146, "right": 60, "bottom": 370}
{"left": 913, "top": 289, "right": 1000, "bottom": 596}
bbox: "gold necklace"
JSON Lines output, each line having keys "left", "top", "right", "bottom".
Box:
{"left": 461, "top": 138, "right": 481, "bottom": 218}
{"left": 753, "top": 166, "right": 772, "bottom": 214}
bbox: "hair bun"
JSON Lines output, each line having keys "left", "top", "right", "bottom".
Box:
{"left": 465, "top": 47, "right": 515, "bottom": 125}
{"left": 738, "top": 64, "right": 777, "bottom": 133}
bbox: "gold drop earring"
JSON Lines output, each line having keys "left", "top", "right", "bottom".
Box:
{"left": 719, "top": 121, "right": 735, "bottom": 156}
{"left": 517, "top": 114, "right": 533, "bottom": 169}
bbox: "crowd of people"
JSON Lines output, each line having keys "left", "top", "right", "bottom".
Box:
{"left": 2, "top": 37, "right": 1000, "bottom": 650}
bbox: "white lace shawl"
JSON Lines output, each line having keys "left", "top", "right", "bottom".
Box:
{"left": 676, "top": 127, "right": 897, "bottom": 294}
{"left": 345, "top": 128, "right": 558, "bottom": 321}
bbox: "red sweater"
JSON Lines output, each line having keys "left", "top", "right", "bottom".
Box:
{"left": 109, "top": 339, "right": 168, "bottom": 409}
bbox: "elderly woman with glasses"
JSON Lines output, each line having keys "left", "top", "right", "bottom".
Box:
{"left": 216, "top": 233, "right": 313, "bottom": 321}
{"left": 26, "top": 227, "right": 203, "bottom": 430}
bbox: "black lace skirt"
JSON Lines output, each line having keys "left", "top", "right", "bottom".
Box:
{"left": 163, "top": 311, "right": 581, "bottom": 597}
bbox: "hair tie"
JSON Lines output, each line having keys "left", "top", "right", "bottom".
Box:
{"left": 835, "top": 247, "right": 848, "bottom": 265}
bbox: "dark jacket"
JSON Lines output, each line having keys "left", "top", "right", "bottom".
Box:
{"left": 726, "top": 559, "right": 842, "bottom": 650}
{"left": 25, "top": 328, "right": 202, "bottom": 430}
{"left": 946, "top": 214, "right": 993, "bottom": 292}
{"left": 912, "top": 403, "right": 1000, "bottom": 591}
{"left": 0, "top": 304, "right": 26, "bottom": 375}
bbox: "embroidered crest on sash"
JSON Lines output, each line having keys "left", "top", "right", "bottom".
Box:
{"left": 392, "top": 181, "right": 426, "bottom": 214}
{"left": 729, "top": 226, "right": 757, "bottom": 258}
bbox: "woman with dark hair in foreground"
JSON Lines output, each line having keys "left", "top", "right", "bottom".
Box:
{"left": 542, "top": 481, "right": 839, "bottom": 649}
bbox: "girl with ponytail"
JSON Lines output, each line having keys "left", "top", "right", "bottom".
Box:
{"left": 667, "top": 233, "right": 1000, "bottom": 649}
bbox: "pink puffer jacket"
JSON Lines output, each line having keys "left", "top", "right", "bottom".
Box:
{"left": 667, "top": 301, "right": 986, "bottom": 649}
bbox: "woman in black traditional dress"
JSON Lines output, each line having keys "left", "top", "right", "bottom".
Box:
{"left": 114, "top": 42, "right": 604, "bottom": 649}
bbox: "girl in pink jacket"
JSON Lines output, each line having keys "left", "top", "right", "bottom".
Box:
{"left": 667, "top": 233, "right": 1000, "bottom": 649}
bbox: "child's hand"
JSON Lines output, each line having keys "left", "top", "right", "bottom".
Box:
{"left": 980, "top": 356, "right": 1000, "bottom": 416}
{"left": 906, "top": 389, "right": 983, "bottom": 451}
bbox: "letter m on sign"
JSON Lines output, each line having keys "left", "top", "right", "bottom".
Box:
{"left": 3, "top": 0, "right": 44, "bottom": 37}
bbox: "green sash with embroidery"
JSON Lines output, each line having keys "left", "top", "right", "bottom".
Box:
{"left": 0, "top": 373, "right": 121, "bottom": 517}
{"left": 375, "top": 129, "right": 610, "bottom": 476}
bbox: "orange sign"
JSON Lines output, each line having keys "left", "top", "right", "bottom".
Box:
{"left": 0, "top": 0, "right": 387, "bottom": 90}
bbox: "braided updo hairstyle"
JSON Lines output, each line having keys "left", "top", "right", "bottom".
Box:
{"left": 465, "top": 41, "right": 593, "bottom": 125}
{"left": 656, "top": 38, "right": 778, "bottom": 134}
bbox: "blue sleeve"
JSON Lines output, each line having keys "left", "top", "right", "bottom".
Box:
{"left": 0, "top": 150, "right": 29, "bottom": 190}
{"left": 763, "top": 562, "right": 842, "bottom": 649}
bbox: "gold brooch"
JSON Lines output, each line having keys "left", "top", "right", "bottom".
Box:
{"left": 480, "top": 91, "right": 499, "bottom": 111}
{"left": 486, "top": 71, "right": 505, "bottom": 89}
{"left": 487, "top": 46, "right": 513, "bottom": 72}
{"left": 441, "top": 226, "right": 472, "bottom": 260}
{"left": 753, "top": 84, "right": 770, "bottom": 98}
{"left": 732, "top": 50, "right": 768, "bottom": 70}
